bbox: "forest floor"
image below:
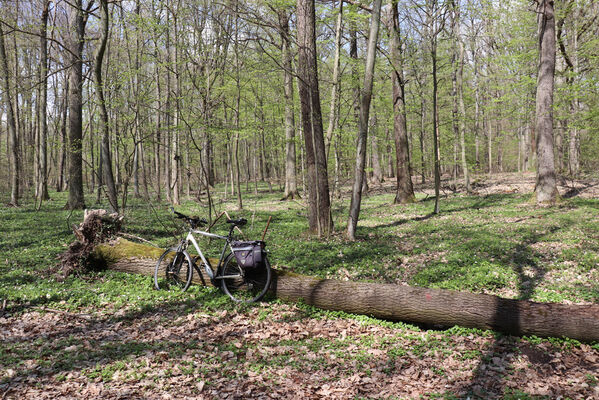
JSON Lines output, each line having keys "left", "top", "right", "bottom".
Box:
{"left": 1, "top": 172, "right": 598, "bottom": 399}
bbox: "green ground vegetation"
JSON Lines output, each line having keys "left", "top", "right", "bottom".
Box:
{"left": 1, "top": 185, "right": 598, "bottom": 319}
{"left": 1, "top": 185, "right": 598, "bottom": 398}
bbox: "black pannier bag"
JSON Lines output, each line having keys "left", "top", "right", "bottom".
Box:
{"left": 231, "top": 241, "right": 266, "bottom": 269}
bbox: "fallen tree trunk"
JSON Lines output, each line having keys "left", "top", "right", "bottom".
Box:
{"left": 91, "top": 237, "right": 599, "bottom": 342}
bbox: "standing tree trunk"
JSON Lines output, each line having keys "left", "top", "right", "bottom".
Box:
{"left": 387, "top": 0, "right": 415, "bottom": 204}
{"left": 535, "top": 0, "right": 558, "bottom": 204}
{"left": 279, "top": 9, "right": 299, "bottom": 200}
{"left": 66, "top": 0, "right": 86, "bottom": 210}
{"left": 37, "top": 0, "right": 50, "bottom": 203}
{"left": 429, "top": 7, "right": 442, "bottom": 214}
{"left": 371, "top": 113, "right": 383, "bottom": 184}
{"left": 458, "top": 38, "right": 470, "bottom": 192}
{"left": 472, "top": 43, "right": 481, "bottom": 170}
{"left": 93, "top": 0, "right": 119, "bottom": 213}
{"left": 325, "top": 0, "right": 343, "bottom": 160}
{"left": 296, "top": 0, "right": 333, "bottom": 236}
{"left": 0, "top": 21, "right": 19, "bottom": 206}
{"left": 57, "top": 80, "right": 68, "bottom": 192}
{"left": 451, "top": 1, "right": 469, "bottom": 193}
{"left": 171, "top": 8, "right": 181, "bottom": 206}
{"left": 347, "top": 0, "right": 382, "bottom": 241}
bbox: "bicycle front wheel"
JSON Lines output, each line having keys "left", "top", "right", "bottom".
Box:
{"left": 220, "top": 253, "right": 272, "bottom": 303}
{"left": 154, "top": 248, "right": 193, "bottom": 292}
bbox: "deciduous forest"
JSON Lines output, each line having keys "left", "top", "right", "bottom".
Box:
{"left": 1, "top": 0, "right": 598, "bottom": 398}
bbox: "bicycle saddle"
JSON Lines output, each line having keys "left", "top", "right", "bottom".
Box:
{"left": 226, "top": 218, "right": 247, "bottom": 227}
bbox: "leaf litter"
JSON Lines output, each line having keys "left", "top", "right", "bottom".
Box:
{"left": 1, "top": 301, "right": 598, "bottom": 399}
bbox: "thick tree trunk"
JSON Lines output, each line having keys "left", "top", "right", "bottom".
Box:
{"left": 387, "top": 0, "right": 415, "bottom": 204}
{"left": 296, "top": 0, "right": 333, "bottom": 236}
{"left": 535, "top": 0, "right": 558, "bottom": 204}
{"left": 83, "top": 236, "right": 599, "bottom": 343}
{"left": 66, "top": 0, "right": 86, "bottom": 210}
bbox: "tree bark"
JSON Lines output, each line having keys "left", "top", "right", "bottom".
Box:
{"left": 83, "top": 236, "right": 599, "bottom": 343}
{"left": 387, "top": 0, "right": 415, "bottom": 204}
{"left": 325, "top": 0, "right": 343, "bottom": 160}
{"left": 66, "top": 0, "right": 86, "bottom": 210}
{"left": 93, "top": 0, "right": 119, "bottom": 214}
{"left": 430, "top": 15, "right": 441, "bottom": 214}
{"left": 279, "top": 9, "right": 299, "bottom": 201}
{"left": 37, "top": 0, "right": 50, "bottom": 203}
{"left": 370, "top": 115, "right": 383, "bottom": 184}
{"left": 535, "top": 0, "right": 558, "bottom": 204}
{"left": 296, "top": 0, "right": 333, "bottom": 236}
{"left": 0, "top": 20, "right": 19, "bottom": 206}
{"left": 347, "top": 0, "right": 382, "bottom": 241}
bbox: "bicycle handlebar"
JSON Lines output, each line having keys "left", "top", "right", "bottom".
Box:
{"left": 171, "top": 208, "right": 207, "bottom": 229}
{"left": 226, "top": 218, "right": 247, "bottom": 227}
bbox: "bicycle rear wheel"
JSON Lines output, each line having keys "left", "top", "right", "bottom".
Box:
{"left": 219, "top": 253, "right": 272, "bottom": 303}
{"left": 154, "top": 248, "right": 193, "bottom": 292}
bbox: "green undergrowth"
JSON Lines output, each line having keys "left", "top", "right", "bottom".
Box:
{"left": 1, "top": 184, "right": 598, "bottom": 398}
{"left": 1, "top": 185, "right": 598, "bottom": 330}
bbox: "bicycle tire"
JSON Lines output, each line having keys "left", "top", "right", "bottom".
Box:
{"left": 154, "top": 248, "right": 193, "bottom": 292}
{"left": 219, "top": 253, "right": 272, "bottom": 303}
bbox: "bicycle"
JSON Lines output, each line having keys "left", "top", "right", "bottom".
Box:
{"left": 154, "top": 209, "right": 272, "bottom": 303}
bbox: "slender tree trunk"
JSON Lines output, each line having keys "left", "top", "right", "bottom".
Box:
{"left": 37, "top": 0, "right": 50, "bottom": 202}
{"left": 297, "top": 0, "right": 333, "bottom": 236}
{"left": 535, "top": 0, "right": 558, "bottom": 204}
{"left": 325, "top": 0, "right": 343, "bottom": 160}
{"left": 385, "top": 127, "right": 395, "bottom": 178}
{"left": 387, "top": 0, "right": 415, "bottom": 204}
{"left": 233, "top": 3, "right": 243, "bottom": 210}
{"left": 431, "top": 38, "right": 441, "bottom": 214}
{"left": 0, "top": 22, "right": 19, "bottom": 206}
{"left": 419, "top": 95, "right": 426, "bottom": 184}
{"left": 458, "top": 38, "right": 470, "bottom": 192}
{"left": 347, "top": 0, "right": 382, "bottom": 240}
{"left": 66, "top": 0, "right": 86, "bottom": 210}
{"left": 451, "top": 3, "right": 469, "bottom": 192}
{"left": 57, "top": 81, "right": 68, "bottom": 192}
{"left": 171, "top": 10, "right": 180, "bottom": 205}
{"left": 371, "top": 115, "right": 383, "bottom": 184}
{"left": 568, "top": 7, "right": 580, "bottom": 176}
{"left": 93, "top": 0, "right": 119, "bottom": 213}
{"left": 280, "top": 10, "right": 299, "bottom": 200}
{"left": 472, "top": 45, "right": 481, "bottom": 170}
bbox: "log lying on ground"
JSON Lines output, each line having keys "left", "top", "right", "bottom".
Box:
{"left": 91, "top": 237, "right": 599, "bottom": 342}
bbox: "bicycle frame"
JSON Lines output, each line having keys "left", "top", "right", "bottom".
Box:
{"left": 182, "top": 227, "right": 235, "bottom": 280}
